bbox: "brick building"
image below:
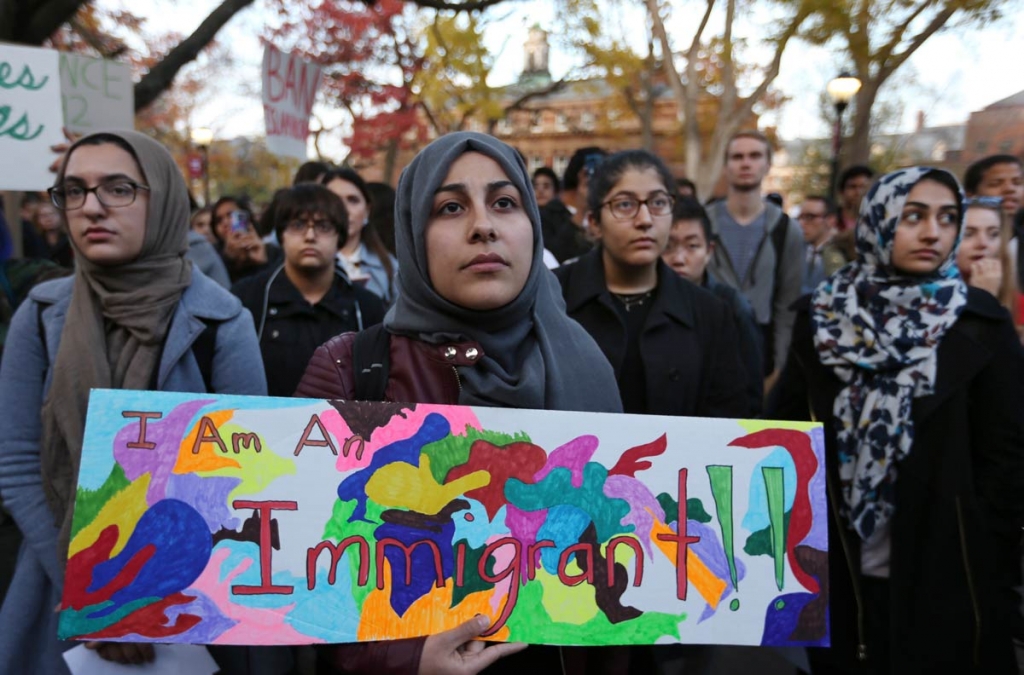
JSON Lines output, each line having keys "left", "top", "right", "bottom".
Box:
{"left": 962, "top": 89, "right": 1024, "bottom": 164}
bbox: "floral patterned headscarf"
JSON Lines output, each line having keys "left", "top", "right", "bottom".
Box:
{"left": 811, "top": 167, "right": 967, "bottom": 541}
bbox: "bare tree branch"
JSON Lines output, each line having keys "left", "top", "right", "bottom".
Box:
{"left": 403, "top": 0, "right": 517, "bottom": 11}
{"left": 502, "top": 78, "right": 567, "bottom": 113}
{"left": 22, "top": 0, "right": 83, "bottom": 44}
{"left": 880, "top": 5, "right": 956, "bottom": 80}
{"left": 133, "top": 0, "right": 254, "bottom": 112}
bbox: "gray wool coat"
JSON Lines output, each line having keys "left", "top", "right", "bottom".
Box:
{"left": 0, "top": 270, "right": 278, "bottom": 675}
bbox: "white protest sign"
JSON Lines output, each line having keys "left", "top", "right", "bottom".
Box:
{"left": 59, "top": 53, "right": 134, "bottom": 134}
{"left": 262, "top": 44, "right": 322, "bottom": 160}
{"left": 0, "top": 44, "right": 65, "bottom": 190}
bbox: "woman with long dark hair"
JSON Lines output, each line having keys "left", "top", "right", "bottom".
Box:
{"left": 322, "top": 169, "right": 398, "bottom": 304}
{"left": 769, "top": 167, "right": 1024, "bottom": 674}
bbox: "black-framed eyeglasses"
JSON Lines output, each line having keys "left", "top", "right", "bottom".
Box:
{"left": 965, "top": 196, "right": 1003, "bottom": 209}
{"left": 284, "top": 217, "right": 337, "bottom": 236}
{"left": 796, "top": 212, "right": 826, "bottom": 222}
{"left": 601, "top": 192, "right": 675, "bottom": 220}
{"left": 48, "top": 180, "right": 150, "bottom": 211}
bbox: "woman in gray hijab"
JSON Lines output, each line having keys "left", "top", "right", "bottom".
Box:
{"left": 0, "top": 131, "right": 280, "bottom": 674}
{"left": 297, "top": 131, "right": 622, "bottom": 673}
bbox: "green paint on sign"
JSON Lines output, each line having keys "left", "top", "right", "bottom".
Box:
{"left": 762, "top": 467, "right": 787, "bottom": 591}
{"left": 71, "top": 463, "right": 130, "bottom": 540}
{"left": 421, "top": 426, "right": 530, "bottom": 484}
{"left": 451, "top": 540, "right": 496, "bottom": 607}
{"left": 729, "top": 599, "right": 740, "bottom": 611}
{"left": 775, "top": 599, "right": 786, "bottom": 610}
{"left": 656, "top": 493, "right": 711, "bottom": 525}
{"left": 505, "top": 572, "right": 688, "bottom": 644}
{"left": 707, "top": 465, "right": 737, "bottom": 591}
{"left": 743, "top": 511, "right": 792, "bottom": 558}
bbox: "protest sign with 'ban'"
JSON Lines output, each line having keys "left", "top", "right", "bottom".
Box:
{"left": 0, "top": 44, "right": 65, "bottom": 191}
{"left": 262, "top": 45, "right": 322, "bottom": 160}
{"left": 59, "top": 390, "right": 829, "bottom": 648}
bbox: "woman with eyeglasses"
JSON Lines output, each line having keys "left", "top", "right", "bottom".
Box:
{"left": 554, "top": 149, "right": 750, "bottom": 420}
{"left": 956, "top": 196, "right": 1021, "bottom": 330}
{"left": 232, "top": 184, "right": 385, "bottom": 397}
{"left": 768, "top": 167, "right": 1024, "bottom": 674}
{"left": 0, "top": 131, "right": 291, "bottom": 674}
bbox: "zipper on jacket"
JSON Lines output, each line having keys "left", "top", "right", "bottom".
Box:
{"left": 825, "top": 468, "right": 868, "bottom": 661}
{"left": 955, "top": 496, "right": 982, "bottom": 666}
{"left": 451, "top": 366, "right": 462, "bottom": 395}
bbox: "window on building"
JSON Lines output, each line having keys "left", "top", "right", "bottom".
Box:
{"left": 529, "top": 156, "right": 544, "bottom": 173}
{"left": 1000, "top": 140, "right": 1013, "bottom": 153}
{"left": 553, "top": 154, "right": 569, "bottom": 177}
{"left": 496, "top": 117, "right": 511, "bottom": 135}
{"left": 580, "top": 111, "right": 595, "bottom": 130}
{"left": 931, "top": 141, "right": 947, "bottom": 162}
{"left": 531, "top": 111, "right": 544, "bottom": 133}
{"left": 555, "top": 112, "right": 568, "bottom": 132}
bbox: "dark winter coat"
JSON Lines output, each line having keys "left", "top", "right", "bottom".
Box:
{"left": 554, "top": 249, "right": 751, "bottom": 418}
{"left": 767, "top": 290, "right": 1024, "bottom": 674}
{"left": 233, "top": 265, "right": 385, "bottom": 397}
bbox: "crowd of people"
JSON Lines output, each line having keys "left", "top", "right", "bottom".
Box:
{"left": 0, "top": 125, "right": 1021, "bottom": 675}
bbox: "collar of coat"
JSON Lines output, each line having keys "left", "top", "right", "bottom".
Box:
{"left": 560, "top": 247, "right": 696, "bottom": 328}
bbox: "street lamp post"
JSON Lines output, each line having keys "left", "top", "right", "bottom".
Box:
{"left": 826, "top": 72, "right": 862, "bottom": 201}
{"left": 190, "top": 127, "right": 214, "bottom": 206}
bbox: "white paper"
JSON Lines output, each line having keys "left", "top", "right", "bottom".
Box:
{"left": 262, "top": 44, "right": 322, "bottom": 160}
{"left": 59, "top": 53, "right": 134, "bottom": 134}
{"left": 0, "top": 44, "right": 65, "bottom": 190}
{"left": 63, "top": 644, "right": 217, "bottom": 675}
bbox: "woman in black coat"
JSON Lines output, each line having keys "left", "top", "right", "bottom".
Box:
{"left": 553, "top": 149, "right": 749, "bottom": 419}
{"left": 768, "top": 166, "right": 1024, "bottom": 674}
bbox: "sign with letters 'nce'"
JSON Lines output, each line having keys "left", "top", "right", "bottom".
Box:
{"left": 0, "top": 44, "right": 134, "bottom": 190}
{"left": 59, "top": 390, "right": 829, "bottom": 648}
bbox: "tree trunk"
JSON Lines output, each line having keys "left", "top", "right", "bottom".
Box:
{"left": 845, "top": 77, "right": 879, "bottom": 168}
{"left": 133, "top": 0, "right": 255, "bottom": 112}
{"left": 382, "top": 137, "right": 400, "bottom": 186}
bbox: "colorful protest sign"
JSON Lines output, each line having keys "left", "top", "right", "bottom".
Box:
{"left": 59, "top": 390, "right": 829, "bottom": 648}
{"left": 262, "top": 45, "right": 322, "bottom": 160}
{"left": 59, "top": 53, "right": 134, "bottom": 134}
{"left": 0, "top": 44, "right": 65, "bottom": 190}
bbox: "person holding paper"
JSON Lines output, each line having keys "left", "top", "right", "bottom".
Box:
{"left": 0, "top": 130, "right": 289, "bottom": 674}
{"left": 768, "top": 167, "right": 1024, "bottom": 674}
{"left": 296, "top": 131, "right": 622, "bottom": 674}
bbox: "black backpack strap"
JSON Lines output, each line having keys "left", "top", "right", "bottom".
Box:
{"left": 351, "top": 324, "right": 390, "bottom": 401}
{"left": 192, "top": 319, "right": 220, "bottom": 393}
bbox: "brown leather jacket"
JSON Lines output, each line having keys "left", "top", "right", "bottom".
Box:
{"left": 296, "top": 332, "right": 614, "bottom": 675}
{"left": 296, "top": 331, "right": 484, "bottom": 404}
{"left": 296, "top": 331, "right": 485, "bottom": 674}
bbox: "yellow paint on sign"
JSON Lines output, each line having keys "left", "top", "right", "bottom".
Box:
{"left": 365, "top": 456, "right": 489, "bottom": 516}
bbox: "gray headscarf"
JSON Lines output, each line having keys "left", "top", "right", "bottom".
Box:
{"left": 43, "top": 130, "right": 193, "bottom": 562}
{"left": 384, "top": 132, "right": 621, "bottom": 413}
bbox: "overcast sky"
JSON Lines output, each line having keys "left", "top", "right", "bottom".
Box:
{"left": 130, "top": 0, "right": 1024, "bottom": 160}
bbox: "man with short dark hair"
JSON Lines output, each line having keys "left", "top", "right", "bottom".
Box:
{"left": 797, "top": 195, "right": 847, "bottom": 293}
{"left": 706, "top": 130, "right": 804, "bottom": 387}
{"left": 232, "top": 185, "right": 384, "bottom": 396}
{"left": 963, "top": 154, "right": 1023, "bottom": 289}
{"left": 837, "top": 165, "right": 874, "bottom": 232}
{"left": 664, "top": 197, "right": 763, "bottom": 413}
{"left": 537, "top": 147, "right": 603, "bottom": 262}
{"left": 531, "top": 167, "right": 560, "bottom": 208}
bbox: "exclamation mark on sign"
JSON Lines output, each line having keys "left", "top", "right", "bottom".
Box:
{"left": 706, "top": 466, "right": 737, "bottom": 592}
{"left": 762, "top": 467, "right": 786, "bottom": 591}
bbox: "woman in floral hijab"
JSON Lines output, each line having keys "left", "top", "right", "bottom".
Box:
{"left": 769, "top": 167, "right": 1024, "bottom": 675}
